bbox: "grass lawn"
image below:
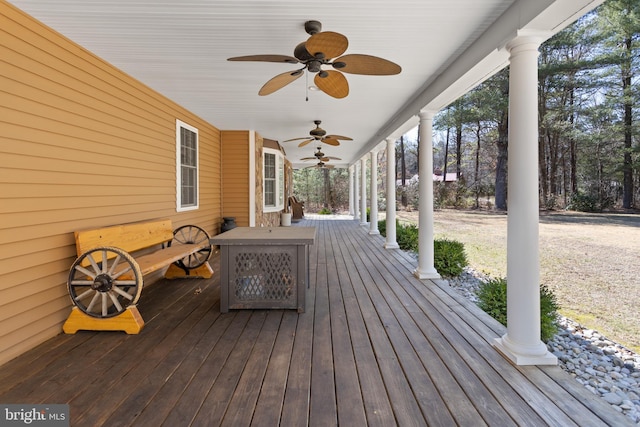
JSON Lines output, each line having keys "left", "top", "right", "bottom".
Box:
{"left": 393, "top": 209, "right": 640, "bottom": 353}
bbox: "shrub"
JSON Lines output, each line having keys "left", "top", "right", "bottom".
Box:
{"left": 378, "top": 220, "right": 467, "bottom": 276}
{"left": 568, "top": 191, "right": 599, "bottom": 212}
{"left": 476, "top": 278, "right": 560, "bottom": 342}
{"left": 397, "top": 223, "right": 419, "bottom": 252}
{"left": 318, "top": 207, "right": 332, "bottom": 215}
{"left": 433, "top": 239, "right": 467, "bottom": 277}
{"left": 378, "top": 218, "right": 388, "bottom": 236}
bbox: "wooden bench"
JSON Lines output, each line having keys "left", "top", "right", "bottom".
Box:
{"left": 63, "top": 219, "right": 213, "bottom": 334}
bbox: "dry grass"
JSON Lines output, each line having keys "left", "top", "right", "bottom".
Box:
{"left": 394, "top": 209, "right": 640, "bottom": 353}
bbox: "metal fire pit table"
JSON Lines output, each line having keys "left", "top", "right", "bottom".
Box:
{"left": 210, "top": 226, "right": 316, "bottom": 313}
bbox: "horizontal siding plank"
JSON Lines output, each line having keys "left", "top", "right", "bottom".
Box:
{"left": 0, "top": 2, "right": 223, "bottom": 366}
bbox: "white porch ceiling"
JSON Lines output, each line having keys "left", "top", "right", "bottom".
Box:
{"left": 9, "top": 0, "right": 603, "bottom": 168}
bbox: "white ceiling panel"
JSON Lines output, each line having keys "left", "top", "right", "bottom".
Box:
{"left": 9, "top": 0, "right": 603, "bottom": 168}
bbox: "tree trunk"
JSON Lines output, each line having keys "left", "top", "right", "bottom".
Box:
{"left": 323, "top": 168, "right": 330, "bottom": 209}
{"left": 474, "top": 123, "right": 481, "bottom": 209}
{"left": 495, "top": 115, "right": 508, "bottom": 211}
{"left": 622, "top": 35, "right": 634, "bottom": 209}
{"left": 443, "top": 127, "right": 450, "bottom": 182}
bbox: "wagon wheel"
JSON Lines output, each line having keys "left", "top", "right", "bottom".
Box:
{"left": 68, "top": 247, "right": 143, "bottom": 318}
{"left": 171, "top": 225, "right": 212, "bottom": 269}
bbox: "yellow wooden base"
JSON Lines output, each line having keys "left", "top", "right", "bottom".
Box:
{"left": 164, "top": 261, "right": 213, "bottom": 279}
{"left": 62, "top": 306, "right": 145, "bottom": 334}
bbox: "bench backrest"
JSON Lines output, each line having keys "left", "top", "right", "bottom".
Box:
{"left": 74, "top": 219, "right": 174, "bottom": 257}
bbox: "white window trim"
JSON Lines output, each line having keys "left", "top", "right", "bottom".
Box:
{"left": 263, "top": 147, "right": 285, "bottom": 213}
{"left": 176, "top": 119, "right": 199, "bottom": 212}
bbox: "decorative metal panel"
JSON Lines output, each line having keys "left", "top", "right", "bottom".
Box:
{"left": 229, "top": 246, "right": 297, "bottom": 308}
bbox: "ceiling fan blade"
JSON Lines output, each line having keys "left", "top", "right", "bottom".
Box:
{"left": 314, "top": 70, "right": 349, "bottom": 99}
{"left": 325, "top": 156, "right": 342, "bottom": 160}
{"left": 334, "top": 54, "right": 401, "bottom": 75}
{"left": 300, "top": 157, "right": 316, "bottom": 161}
{"left": 322, "top": 138, "right": 340, "bottom": 146}
{"left": 228, "top": 54, "right": 299, "bottom": 64}
{"left": 259, "top": 70, "right": 303, "bottom": 96}
{"left": 306, "top": 31, "right": 348, "bottom": 59}
{"left": 325, "top": 134, "right": 353, "bottom": 141}
{"left": 284, "top": 137, "right": 311, "bottom": 142}
{"left": 298, "top": 139, "right": 315, "bottom": 147}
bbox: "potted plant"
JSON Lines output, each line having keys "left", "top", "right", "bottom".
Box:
{"left": 281, "top": 205, "right": 292, "bottom": 226}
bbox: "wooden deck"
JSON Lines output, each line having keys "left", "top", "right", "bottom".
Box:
{"left": 0, "top": 216, "right": 632, "bottom": 426}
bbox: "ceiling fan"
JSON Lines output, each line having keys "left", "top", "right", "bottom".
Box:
{"left": 285, "top": 120, "right": 352, "bottom": 147}
{"left": 305, "top": 161, "right": 334, "bottom": 169}
{"left": 228, "top": 20, "right": 401, "bottom": 99}
{"left": 300, "top": 147, "right": 342, "bottom": 163}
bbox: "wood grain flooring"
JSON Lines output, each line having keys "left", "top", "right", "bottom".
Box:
{"left": 0, "top": 216, "right": 632, "bottom": 426}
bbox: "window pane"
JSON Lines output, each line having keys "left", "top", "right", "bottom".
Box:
{"left": 265, "top": 179, "right": 275, "bottom": 206}
{"left": 265, "top": 153, "right": 275, "bottom": 178}
{"left": 177, "top": 121, "right": 198, "bottom": 210}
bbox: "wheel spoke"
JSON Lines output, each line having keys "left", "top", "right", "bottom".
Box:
{"left": 86, "top": 253, "right": 101, "bottom": 276}
{"left": 101, "top": 293, "right": 108, "bottom": 316}
{"left": 86, "top": 291, "right": 100, "bottom": 312}
{"left": 112, "top": 285, "right": 135, "bottom": 300}
{"left": 73, "top": 264, "right": 96, "bottom": 279}
{"left": 108, "top": 254, "right": 123, "bottom": 276}
{"left": 74, "top": 288, "right": 95, "bottom": 301}
{"left": 70, "top": 279, "right": 95, "bottom": 286}
{"left": 108, "top": 292, "right": 123, "bottom": 312}
{"left": 112, "top": 266, "right": 133, "bottom": 280}
{"left": 100, "top": 250, "right": 110, "bottom": 274}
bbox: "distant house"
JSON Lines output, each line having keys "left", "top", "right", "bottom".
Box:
{"left": 433, "top": 170, "right": 458, "bottom": 182}
{"left": 395, "top": 172, "right": 458, "bottom": 187}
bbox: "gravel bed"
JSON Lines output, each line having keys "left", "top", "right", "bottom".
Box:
{"left": 445, "top": 267, "right": 640, "bottom": 425}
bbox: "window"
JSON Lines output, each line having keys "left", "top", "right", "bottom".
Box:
{"left": 176, "top": 119, "right": 199, "bottom": 211}
{"left": 263, "top": 148, "right": 284, "bottom": 212}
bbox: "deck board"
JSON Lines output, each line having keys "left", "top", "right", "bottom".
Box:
{"left": 0, "top": 216, "right": 633, "bottom": 426}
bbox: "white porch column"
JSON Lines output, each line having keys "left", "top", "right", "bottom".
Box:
{"left": 414, "top": 110, "right": 440, "bottom": 280}
{"left": 369, "top": 150, "right": 380, "bottom": 234}
{"left": 354, "top": 162, "right": 360, "bottom": 221}
{"left": 360, "top": 157, "right": 367, "bottom": 226}
{"left": 493, "top": 34, "right": 557, "bottom": 366}
{"left": 349, "top": 165, "right": 355, "bottom": 216}
{"left": 385, "top": 137, "right": 399, "bottom": 249}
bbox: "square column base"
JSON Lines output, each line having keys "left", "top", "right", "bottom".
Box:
{"left": 413, "top": 268, "right": 441, "bottom": 280}
{"left": 493, "top": 337, "right": 558, "bottom": 366}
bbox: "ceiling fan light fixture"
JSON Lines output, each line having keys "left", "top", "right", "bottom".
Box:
{"left": 307, "top": 60, "right": 322, "bottom": 73}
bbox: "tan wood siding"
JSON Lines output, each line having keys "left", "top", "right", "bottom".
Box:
{"left": 221, "top": 131, "right": 250, "bottom": 227}
{"left": 0, "top": 2, "right": 222, "bottom": 366}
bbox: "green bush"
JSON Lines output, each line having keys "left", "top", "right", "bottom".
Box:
{"left": 397, "top": 223, "right": 419, "bottom": 252}
{"left": 476, "top": 278, "right": 560, "bottom": 342}
{"left": 568, "top": 191, "right": 599, "bottom": 212}
{"left": 318, "top": 207, "right": 332, "bottom": 215}
{"left": 433, "top": 239, "right": 468, "bottom": 277}
{"left": 378, "top": 218, "right": 388, "bottom": 236}
{"left": 378, "top": 219, "right": 418, "bottom": 251}
{"left": 378, "top": 219, "right": 467, "bottom": 276}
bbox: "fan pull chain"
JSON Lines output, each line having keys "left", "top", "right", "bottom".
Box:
{"left": 305, "top": 72, "right": 309, "bottom": 101}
